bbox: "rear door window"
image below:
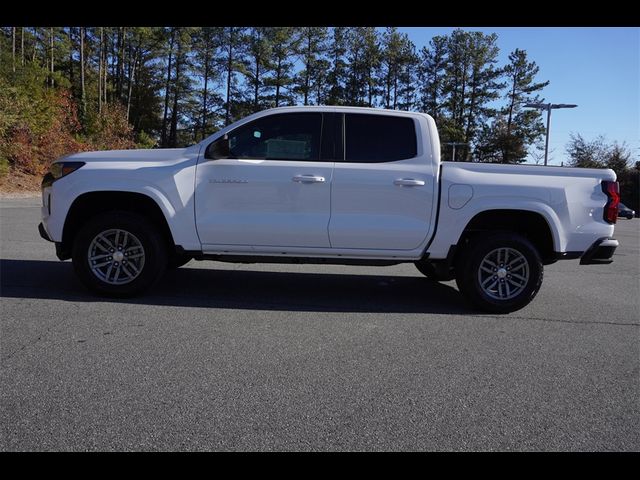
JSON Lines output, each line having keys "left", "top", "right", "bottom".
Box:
{"left": 344, "top": 113, "right": 417, "bottom": 163}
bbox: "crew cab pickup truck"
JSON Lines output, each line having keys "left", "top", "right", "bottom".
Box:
{"left": 39, "top": 106, "right": 620, "bottom": 313}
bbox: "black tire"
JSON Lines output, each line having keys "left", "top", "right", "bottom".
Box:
{"left": 72, "top": 211, "right": 168, "bottom": 297}
{"left": 455, "top": 232, "right": 543, "bottom": 314}
{"left": 167, "top": 253, "right": 192, "bottom": 269}
{"left": 414, "top": 260, "right": 454, "bottom": 281}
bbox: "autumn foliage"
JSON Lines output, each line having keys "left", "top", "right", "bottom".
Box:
{"left": 0, "top": 75, "right": 135, "bottom": 178}
{"left": 4, "top": 90, "right": 85, "bottom": 175}
{"left": 87, "top": 103, "right": 137, "bottom": 152}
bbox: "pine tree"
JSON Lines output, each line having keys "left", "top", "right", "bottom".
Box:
{"left": 167, "top": 28, "right": 194, "bottom": 147}
{"left": 343, "top": 27, "right": 382, "bottom": 107}
{"left": 361, "top": 27, "right": 382, "bottom": 108}
{"left": 295, "top": 27, "right": 328, "bottom": 106}
{"left": 263, "top": 27, "right": 299, "bottom": 108}
{"left": 418, "top": 35, "right": 447, "bottom": 123}
{"left": 313, "top": 57, "right": 331, "bottom": 105}
{"left": 345, "top": 27, "right": 367, "bottom": 106}
{"left": 440, "top": 29, "right": 471, "bottom": 149}
{"left": 160, "top": 27, "right": 176, "bottom": 146}
{"left": 192, "top": 27, "right": 224, "bottom": 140}
{"left": 379, "top": 27, "right": 398, "bottom": 108}
{"left": 439, "top": 30, "right": 504, "bottom": 161}
{"left": 127, "top": 27, "right": 165, "bottom": 140}
{"left": 462, "top": 32, "right": 504, "bottom": 161}
{"left": 243, "top": 27, "right": 273, "bottom": 112}
{"left": 79, "top": 27, "right": 87, "bottom": 121}
{"left": 500, "top": 49, "right": 549, "bottom": 163}
{"left": 325, "top": 27, "right": 348, "bottom": 105}
{"left": 475, "top": 48, "right": 549, "bottom": 164}
{"left": 378, "top": 27, "right": 412, "bottom": 110}
{"left": 397, "top": 37, "right": 419, "bottom": 111}
{"left": 221, "top": 26, "right": 247, "bottom": 125}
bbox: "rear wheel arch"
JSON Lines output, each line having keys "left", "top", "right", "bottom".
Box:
{"left": 455, "top": 209, "right": 557, "bottom": 265}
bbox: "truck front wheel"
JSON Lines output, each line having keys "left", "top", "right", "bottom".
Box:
{"left": 455, "top": 232, "right": 543, "bottom": 314}
{"left": 72, "top": 211, "right": 168, "bottom": 297}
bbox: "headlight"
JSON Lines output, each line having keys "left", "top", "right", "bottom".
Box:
{"left": 42, "top": 161, "right": 85, "bottom": 188}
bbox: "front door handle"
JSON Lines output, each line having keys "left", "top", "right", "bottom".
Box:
{"left": 394, "top": 178, "right": 425, "bottom": 187}
{"left": 292, "top": 175, "right": 326, "bottom": 183}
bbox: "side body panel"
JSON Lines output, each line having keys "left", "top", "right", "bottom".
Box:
{"left": 194, "top": 159, "right": 333, "bottom": 248}
{"left": 328, "top": 112, "right": 438, "bottom": 250}
{"left": 427, "top": 162, "right": 617, "bottom": 259}
{"left": 41, "top": 146, "right": 202, "bottom": 250}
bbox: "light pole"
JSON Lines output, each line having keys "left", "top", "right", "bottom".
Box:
{"left": 443, "top": 142, "right": 468, "bottom": 162}
{"left": 524, "top": 103, "right": 577, "bottom": 166}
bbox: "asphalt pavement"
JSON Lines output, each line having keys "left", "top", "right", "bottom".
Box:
{"left": 1, "top": 196, "right": 638, "bottom": 451}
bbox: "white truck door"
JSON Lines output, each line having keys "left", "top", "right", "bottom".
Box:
{"left": 195, "top": 112, "right": 334, "bottom": 248}
{"left": 329, "top": 113, "right": 437, "bottom": 250}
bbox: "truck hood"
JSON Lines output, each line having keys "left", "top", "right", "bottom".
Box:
{"left": 60, "top": 145, "right": 200, "bottom": 164}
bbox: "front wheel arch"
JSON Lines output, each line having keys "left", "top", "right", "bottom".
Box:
{"left": 61, "top": 191, "right": 176, "bottom": 260}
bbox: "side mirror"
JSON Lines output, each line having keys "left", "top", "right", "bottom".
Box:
{"left": 205, "top": 134, "right": 230, "bottom": 160}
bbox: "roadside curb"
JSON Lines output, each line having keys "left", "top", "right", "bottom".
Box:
{"left": 0, "top": 192, "right": 40, "bottom": 199}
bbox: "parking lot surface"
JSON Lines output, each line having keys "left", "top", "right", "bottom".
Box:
{"left": 1, "top": 196, "right": 638, "bottom": 451}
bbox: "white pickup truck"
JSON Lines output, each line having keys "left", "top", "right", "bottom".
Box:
{"left": 39, "top": 106, "right": 620, "bottom": 313}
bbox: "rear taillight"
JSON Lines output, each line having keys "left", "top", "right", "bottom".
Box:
{"left": 601, "top": 181, "right": 620, "bottom": 224}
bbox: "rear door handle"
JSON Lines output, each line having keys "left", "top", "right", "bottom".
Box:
{"left": 394, "top": 178, "right": 425, "bottom": 187}
{"left": 292, "top": 175, "right": 325, "bottom": 183}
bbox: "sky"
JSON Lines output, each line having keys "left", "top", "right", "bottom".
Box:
{"left": 399, "top": 27, "right": 639, "bottom": 166}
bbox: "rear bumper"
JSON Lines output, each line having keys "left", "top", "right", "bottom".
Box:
{"left": 579, "top": 237, "right": 618, "bottom": 265}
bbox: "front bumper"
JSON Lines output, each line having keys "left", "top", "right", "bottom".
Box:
{"left": 38, "top": 222, "right": 69, "bottom": 260}
{"left": 38, "top": 222, "right": 52, "bottom": 242}
{"left": 580, "top": 237, "right": 618, "bottom": 265}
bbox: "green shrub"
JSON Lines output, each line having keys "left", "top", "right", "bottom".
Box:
{"left": 0, "top": 156, "right": 9, "bottom": 177}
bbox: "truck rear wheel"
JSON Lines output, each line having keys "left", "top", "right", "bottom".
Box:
{"left": 72, "top": 211, "right": 168, "bottom": 297}
{"left": 455, "top": 232, "right": 543, "bottom": 314}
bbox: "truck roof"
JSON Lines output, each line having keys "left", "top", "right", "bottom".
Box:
{"left": 197, "top": 105, "right": 436, "bottom": 147}
{"left": 254, "top": 105, "right": 432, "bottom": 119}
